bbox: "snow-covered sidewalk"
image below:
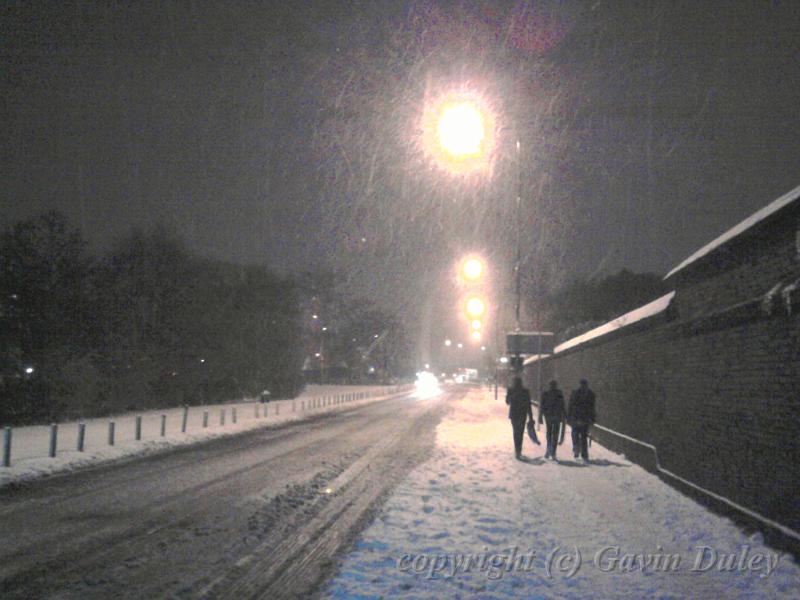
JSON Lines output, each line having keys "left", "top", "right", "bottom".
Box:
{"left": 0, "top": 384, "right": 408, "bottom": 488}
{"left": 324, "top": 387, "right": 800, "bottom": 599}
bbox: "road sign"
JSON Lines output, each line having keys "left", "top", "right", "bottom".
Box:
{"left": 506, "top": 331, "right": 555, "bottom": 356}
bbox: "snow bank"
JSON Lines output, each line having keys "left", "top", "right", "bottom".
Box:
{"left": 324, "top": 387, "right": 800, "bottom": 598}
{"left": 0, "top": 384, "right": 409, "bottom": 488}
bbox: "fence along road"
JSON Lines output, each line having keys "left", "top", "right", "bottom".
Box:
{"left": 0, "top": 384, "right": 452, "bottom": 599}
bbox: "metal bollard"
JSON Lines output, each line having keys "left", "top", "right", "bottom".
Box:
{"left": 232, "top": 407, "right": 237, "bottom": 424}
{"left": 220, "top": 409, "right": 226, "bottom": 426}
{"left": 108, "top": 421, "right": 115, "bottom": 446}
{"left": 2, "top": 427, "right": 11, "bottom": 467}
{"left": 181, "top": 405, "right": 189, "bottom": 433}
{"left": 135, "top": 415, "right": 142, "bottom": 441}
{"left": 203, "top": 411, "right": 209, "bottom": 428}
{"left": 77, "top": 423, "right": 86, "bottom": 452}
{"left": 49, "top": 424, "right": 58, "bottom": 458}
{"left": 160, "top": 414, "right": 167, "bottom": 437}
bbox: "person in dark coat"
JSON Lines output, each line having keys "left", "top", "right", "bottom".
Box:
{"left": 567, "top": 379, "right": 596, "bottom": 461}
{"left": 506, "top": 376, "right": 533, "bottom": 459}
{"left": 538, "top": 380, "right": 565, "bottom": 461}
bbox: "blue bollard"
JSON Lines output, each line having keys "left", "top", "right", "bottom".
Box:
{"left": 49, "top": 424, "right": 58, "bottom": 458}
{"left": 77, "top": 423, "right": 86, "bottom": 452}
{"left": 2, "top": 427, "right": 11, "bottom": 467}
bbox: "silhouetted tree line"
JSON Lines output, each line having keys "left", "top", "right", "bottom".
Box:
{"left": 297, "top": 273, "right": 413, "bottom": 384}
{"left": 1, "top": 212, "right": 305, "bottom": 425}
{"left": 542, "top": 269, "right": 670, "bottom": 341}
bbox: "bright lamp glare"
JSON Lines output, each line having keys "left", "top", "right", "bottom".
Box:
{"left": 462, "top": 258, "right": 483, "bottom": 280}
{"left": 466, "top": 297, "right": 485, "bottom": 318}
{"left": 438, "top": 102, "right": 484, "bottom": 157}
{"left": 471, "top": 319, "right": 481, "bottom": 330}
{"left": 471, "top": 330, "right": 481, "bottom": 340}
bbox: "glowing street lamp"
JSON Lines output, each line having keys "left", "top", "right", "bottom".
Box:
{"left": 471, "top": 330, "right": 482, "bottom": 341}
{"left": 438, "top": 101, "right": 485, "bottom": 157}
{"left": 444, "top": 339, "right": 452, "bottom": 347}
{"left": 471, "top": 319, "right": 482, "bottom": 331}
{"left": 422, "top": 92, "right": 495, "bottom": 175}
{"left": 462, "top": 257, "right": 484, "bottom": 281}
{"left": 466, "top": 296, "right": 485, "bottom": 319}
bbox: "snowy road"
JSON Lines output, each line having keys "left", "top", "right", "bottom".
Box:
{"left": 323, "top": 387, "right": 800, "bottom": 599}
{"left": 0, "top": 387, "right": 452, "bottom": 599}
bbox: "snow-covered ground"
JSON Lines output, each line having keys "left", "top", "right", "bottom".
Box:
{"left": 324, "top": 386, "right": 800, "bottom": 599}
{"left": 0, "top": 384, "right": 408, "bottom": 488}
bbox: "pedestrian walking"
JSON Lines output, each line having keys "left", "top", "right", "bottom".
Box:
{"left": 539, "top": 380, "right": 565, "bottom": 461}
{"left": 506, "top": 377, "right": 534, "bottom": 460}
{"left": 567, "top": 379, "right": 596, "bottom": 461}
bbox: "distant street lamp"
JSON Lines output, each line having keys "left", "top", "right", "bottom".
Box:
{"left": 444, "top": 339, "right": 452, "bottom": 346}
{"left": 465, "top": 296, "right": 486, "bottom": 319}
{"left": 462, "top": 256, "right": 484, "bottom": 281}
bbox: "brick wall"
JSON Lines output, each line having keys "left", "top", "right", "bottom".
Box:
{"left": 525, "top": 189, "right": 800, "bottom": 551}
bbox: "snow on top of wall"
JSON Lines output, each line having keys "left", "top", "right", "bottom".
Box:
{"left": 665, "top": 184, "right": 800, "bottom": 280}
{"left": 553, "top": 291, "right": 676, "bottom": 354}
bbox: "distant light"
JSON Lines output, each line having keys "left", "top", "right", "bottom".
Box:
{"left": 312, "top": 314, "right": 318, "bottom": 320}
{"left": 325, "top": 487, "right": 333, "bottom": 494}
{"left": 466, "top": 297, "right": 485, "bottom": 318}
{"left": 322, "top": 326, "right": 328, "bottom": 331}
{"left": 315, "top": 352, "right": 321, "bottom": 358}
{"left": 462, "top": 257, "right": 484, "bottom": 281}
{"left": 374, "top": 334, "right": 379, "bottom": 338}
{"left": 352, "top": 338, "right": 357, "bottom": 342}
{"left": 444, "top": 339, "right": 452, "bottom": 347}
{"left": 457, "top": 343, "right": 463, "bottom": 349}
{"left": 10, "top": 294, "right": 19, "bottom": 300}
{"left": 414, "top": 371, "right": 440, "bottom": 399}
{"left": 500, "top": 356, "right": 509, "bottom": 364}
{"left": 424, "top": 363, "right": 430, "bottom": 369}
{"left": 481, "top": 346, "right": 486, "bottom": 351}
{"left": 471, "top": 319, "right": 481, "bottom": 330}
{"left": 368, "top": 366, "right": 375, "bottom": 373}
{"left": 361, "top": 237, "right": 367, "bottom": 243}
{"left": 24, "top": 366, "right": 34, "bottom": 374}
{"left": 471, "top": 331, "right": 481, "bottom": 340}
{"left": 200, "top": 358, "right": 205, "bottom": 363}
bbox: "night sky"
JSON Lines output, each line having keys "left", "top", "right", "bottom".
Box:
{"left": 3, "top": 1, "right": 799, "bottom": 353}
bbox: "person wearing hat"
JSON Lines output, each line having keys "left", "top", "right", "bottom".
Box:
{"left": 567, "top": 378, "right": 596, "bottom": 461}
{"left": 539, "top": 379, "right": 565, "bottom": 461}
